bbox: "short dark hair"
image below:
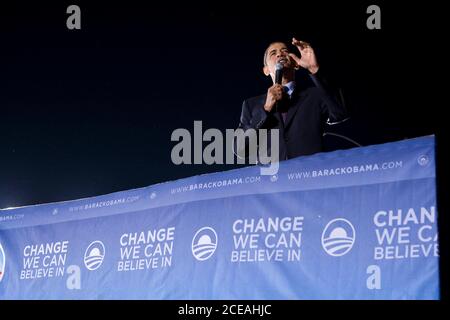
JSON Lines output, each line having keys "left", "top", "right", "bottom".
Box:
{"left": 263, "top": 41, "right": 286, "bottom": 66}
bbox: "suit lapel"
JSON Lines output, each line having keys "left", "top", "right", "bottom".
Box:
{"left": 283, "top": 89, "right": 302, "bottom": 129}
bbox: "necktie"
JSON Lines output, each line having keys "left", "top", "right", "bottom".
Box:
{"left": 281, "top": 86, "right": 290, "bottom": 123}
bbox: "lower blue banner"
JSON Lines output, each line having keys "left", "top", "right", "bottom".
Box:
{"left": 0, "top": 136, "right": 439, "bottom": 299}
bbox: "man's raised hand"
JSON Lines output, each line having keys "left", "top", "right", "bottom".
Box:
{"left": 288, "top": 37, "right": 319, "bottom": 74}
{"left": 264, "top": 84, "right": 284, "bottom": 112}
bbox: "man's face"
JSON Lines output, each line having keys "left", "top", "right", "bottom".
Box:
{"left": 263, "top": 42, "right": 295, "bottom": 77}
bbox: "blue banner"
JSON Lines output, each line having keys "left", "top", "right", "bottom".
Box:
{"left": 0, "top": 136, "right": 439, "bottom": 299}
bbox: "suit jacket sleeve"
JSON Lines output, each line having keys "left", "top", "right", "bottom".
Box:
{"left": 309, "top": 69, "right": 350, "bottom": 125}
{"left": 233, "top": 99, "right": 269, "bottom": 160}
{"left": 238, "top": 99, "right": 269, "bottom": 130}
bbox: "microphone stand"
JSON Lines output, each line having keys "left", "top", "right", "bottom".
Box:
{"left": 323, "top": 132, "right": 362, "bottom": 147}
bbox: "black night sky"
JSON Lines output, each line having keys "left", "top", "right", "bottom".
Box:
{"left": 0, "top": 1, "right": 446, "bottom": 209}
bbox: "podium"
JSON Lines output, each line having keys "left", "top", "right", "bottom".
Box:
{"left": 0, "top": 136, "right": 439, "bottom": 299}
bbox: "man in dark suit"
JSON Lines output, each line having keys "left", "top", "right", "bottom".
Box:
{"left": 235, "top": 37, "right": 349, "bottom": 162}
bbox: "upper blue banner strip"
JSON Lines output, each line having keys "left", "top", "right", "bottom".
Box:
{"left": 0, "top": 136, "right": 436, "bottom": 230}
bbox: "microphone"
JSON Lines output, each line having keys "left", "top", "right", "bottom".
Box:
{"left": 274, "top": 62, "right": 284, "bottom": 124}
{"left": 275, "top": 62, "right": 283, "bottom": 85}
{"left": 323, "top": 132, "right": 362, "bottom": 147}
